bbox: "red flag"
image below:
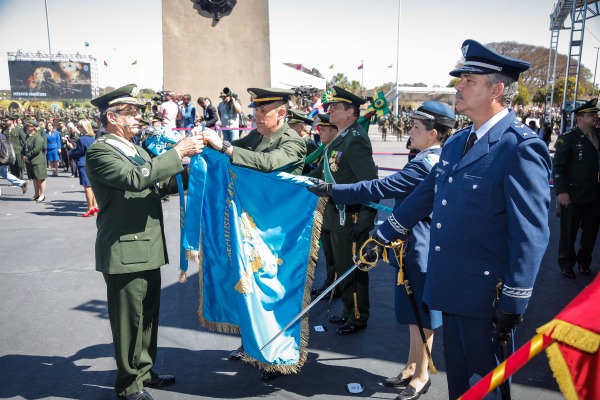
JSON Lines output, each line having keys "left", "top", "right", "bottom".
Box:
{"left": 537, "top": 275, "right": 600, "bottom": 400}
{"left": 295, "top": 64, "right": 302, "bottom": 70}
{"left": 357, "top": 63, "right": 363, "bottom": 70}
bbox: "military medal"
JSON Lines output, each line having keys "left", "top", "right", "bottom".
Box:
{"left": 329, "top": 150, "right": 339, "bottom": 173}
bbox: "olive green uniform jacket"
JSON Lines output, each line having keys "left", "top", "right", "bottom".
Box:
{"left": 553, "top": 127, "right": 600, "bottom": 204}
{"left": 310, "top": 120, "right": 378, "bottom": 233}
{"left": 24, "top": 133, "right": 47, "bottom": 179}
{"left": 85, "top": 133, "right": 184, "bottom": 274}
{"left": 231, "top": 123, "right": 306, "bottom": 175}
{"left": 3, "top": 125, "right": 26, "bottom": 178}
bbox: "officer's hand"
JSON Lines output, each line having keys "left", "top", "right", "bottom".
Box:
{"left": 493, "top": 309, "right": 523, "bottom": 342}
{"left": 201, "top": 129, "right": 223, "bottom": 150}
{"left": 359, "top": 232, "right": 388, "bottom": 265}
{"left": 306, "top": 178, "right": 333, "bottom": 197}
{"left": 350, "top": 222, "right": 371, "bottom": 241}
{"left": 175, "top": 135, "right": 205, "bottom": 159}
{"left": 557, "top": 193, "right": 570, "bottom": 207}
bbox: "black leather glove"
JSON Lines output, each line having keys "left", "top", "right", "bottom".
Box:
{"left": 493, "top": 309, "right": 523, "bottom": 342}
{"left": 350, "top": 222, "right": 371, "bottom": 240}
{"left": 306, "top": 178, "right": 333, "bottom": 197}
{"left": 359, "top": 232, "right": 388, "bottom": 265}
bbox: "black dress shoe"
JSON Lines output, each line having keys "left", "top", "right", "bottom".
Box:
{"left": 383, "top": 373, "right": 413, "bottom": 388}
{"left": 337, "top": 323, "right": 367, "bottom": 335}
{"left": 397, "top": 378, "right": 431, "bottom": 400}
{"left": 228, "top": 346, "right": 245, "bottom": 360}
{"left": 119, "top": 389, "right": 154, "bottom": 400}
{"left": 328, "top": 314, "right": 348, "bottom": 324}
{"left": 578, "top": 265, "right": 592, "bottom": 275}
{"left": 260, "top": 370, "right": 283, "bottom": 382}
{"left": 144, "top": 374, "right": 176, "bottom": 387}
{"left": 561, "top": 267, "right": 576, "bottom": 279}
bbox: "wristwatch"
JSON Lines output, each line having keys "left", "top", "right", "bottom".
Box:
{"left": 220, "top": 140, "right": 231, "bottom": 154}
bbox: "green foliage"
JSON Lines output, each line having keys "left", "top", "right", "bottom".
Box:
{"left": 513, "top": 80, "right": 530, "bottom": 106}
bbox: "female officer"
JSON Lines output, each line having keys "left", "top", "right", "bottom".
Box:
{"left": 23, "top": 120, "right": 48, "bottom": 202}
{"left": 308, "top": 101, "right": 455, "bottom": 400}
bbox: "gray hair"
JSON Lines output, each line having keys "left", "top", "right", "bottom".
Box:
{"left": 486, "top": 73, "right": 518, "bottom": 107}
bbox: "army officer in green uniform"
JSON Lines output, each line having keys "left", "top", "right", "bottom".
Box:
{"left": 199, "top": 88, "right": 306, "bottom": 175}
{"left": 2, "top": 115, "right": 27, "bottom": 180}
{"left": 86, "top": 84, "right": 206, "bottom": 400}
{"left": 309, "top": 86, "right": 378, "bottom": 335}
{"left": 553, "top": 98, "right": 600, "bottom": 278}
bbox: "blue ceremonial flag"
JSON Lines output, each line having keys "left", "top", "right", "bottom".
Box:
{"left": 183, "top": 149, "right": 323, "bottom": 373}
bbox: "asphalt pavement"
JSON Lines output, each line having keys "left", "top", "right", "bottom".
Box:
{"left": 0, "top": 126, "right": 594, "bottom": 400}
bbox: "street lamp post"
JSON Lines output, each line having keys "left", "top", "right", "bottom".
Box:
{"left": 593, "top": 47, "right": 599, "bottom": 97}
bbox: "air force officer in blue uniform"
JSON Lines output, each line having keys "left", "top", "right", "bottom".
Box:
{"left": 362, "top": 40, "right": 552, "bottom": 399}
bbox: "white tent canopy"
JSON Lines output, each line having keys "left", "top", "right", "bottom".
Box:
{"left": 270, "top": 64, "right": 327, "bottom": 91}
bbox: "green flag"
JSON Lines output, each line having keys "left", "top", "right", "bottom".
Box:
{"left": 84, "top": 41, "right": 90, "bottom": 47}
{"left": 131, "top": 60, "right": 138, "bottom": 65}
{"left": 328, "top": 64, "right": 334, "bottom": 69}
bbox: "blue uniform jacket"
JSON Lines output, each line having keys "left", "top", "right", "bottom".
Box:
{"left": 378, "top": 110, "right": 551, "bottom": 318}
{"left": 332, "top": 147, "right": 441, "bottom": 272}
{"left": 70, "top": 135, "right": 96, "bottom": 167}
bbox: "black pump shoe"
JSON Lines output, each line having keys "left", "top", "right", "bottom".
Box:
{"left": 397, "top": 379, "right": 431, "bottom": 400}
{"left": 383, "top": 373, "right": 414, "bottom": 388}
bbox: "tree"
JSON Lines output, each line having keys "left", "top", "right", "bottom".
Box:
{"left": 447, "top": 78, "right": 460, "bottom": 88}
{"left": 349, "top": 80, "right": 363, "bottom": 95}
{"left": 513, "top": 79, "right": 530, "bottom": 106}
{"left": 330, "top": 73, "right": 350, "bottom": 90}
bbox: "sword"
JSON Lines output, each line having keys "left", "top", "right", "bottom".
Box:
{"left": 404, "top": 279, "right": 437, "bottom": 374}
{"left": 260, "top": 262, "right": 360, "bottom": 351}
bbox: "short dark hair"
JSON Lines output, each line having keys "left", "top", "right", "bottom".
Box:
{"left": 341, "top": 102, "right": 360, "bottom": 118}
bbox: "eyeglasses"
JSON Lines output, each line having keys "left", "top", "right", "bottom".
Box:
{"left": 114, "top": 108, "right": 141, "bottom": 116}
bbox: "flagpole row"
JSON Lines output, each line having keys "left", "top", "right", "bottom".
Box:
{"left": 457, "top": 333, "right": 555, "bottom": 400}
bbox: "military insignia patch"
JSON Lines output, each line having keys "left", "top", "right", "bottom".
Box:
{"left": 141, "top": 167, "right": 150, "bottom": 177}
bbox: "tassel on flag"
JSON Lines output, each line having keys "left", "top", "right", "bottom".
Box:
{"left": 357, "top": 63, "right": 364, "bottom": 70}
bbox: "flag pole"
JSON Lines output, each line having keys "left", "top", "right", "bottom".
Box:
{"left": 361, "top": 59, "right": 364, "bottom": 97}
{"left": 44, "top": 0, "right": 52, "bottom": 55}
{"left": 394, "top": 0, "right": 402, "bottom": 115}
{"left": 457, "top": 333, "right": 555, "bottom": 400}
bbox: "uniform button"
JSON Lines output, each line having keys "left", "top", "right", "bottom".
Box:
{"left": 436, "top": 223, "right": 442, "bottom": 229}
{"left": 448, "top": 177, "right": 453, "bottom": 183}
{"left": 435, "top": 246, "right": 441, "bottom": 252}
{"left": 434, "top": 184, "right": 437, "bottom": 193}
{"left": 442, "top": 199, "right": 447, "bottom": 205}
{"left": 484, "top": 271, "right": 490, "bottom": 276}
{"left": 472, "top": 184, "right": 478, "bottom": 189}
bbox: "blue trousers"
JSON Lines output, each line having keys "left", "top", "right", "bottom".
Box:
{"left": 442, "top": 313, "right": 509, "bottom": 399}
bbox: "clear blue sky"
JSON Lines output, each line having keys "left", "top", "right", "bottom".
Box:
{"left": 0, "top": 0, "right": 598, "bottom": 91}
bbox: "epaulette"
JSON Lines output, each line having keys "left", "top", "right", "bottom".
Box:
{"left": 414, "top": 148, "right": 440, "bottom": 167}
{"left": 511, "top": 119, "right": 537, "bottom": 140}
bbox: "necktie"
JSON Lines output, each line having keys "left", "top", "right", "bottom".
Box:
{"left": 463, "top": 131, "right": 477, "bottom": 155}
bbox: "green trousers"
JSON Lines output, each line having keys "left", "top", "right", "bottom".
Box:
{"left": 321, "top": 228, "right": 370, "bottom": 326}
{"left": 104, "top": 269, "right": 161, "bottom": 396}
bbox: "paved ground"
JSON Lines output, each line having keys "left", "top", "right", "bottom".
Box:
{"left": 0, "top": 126, "right": 594, "bottom": 399}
